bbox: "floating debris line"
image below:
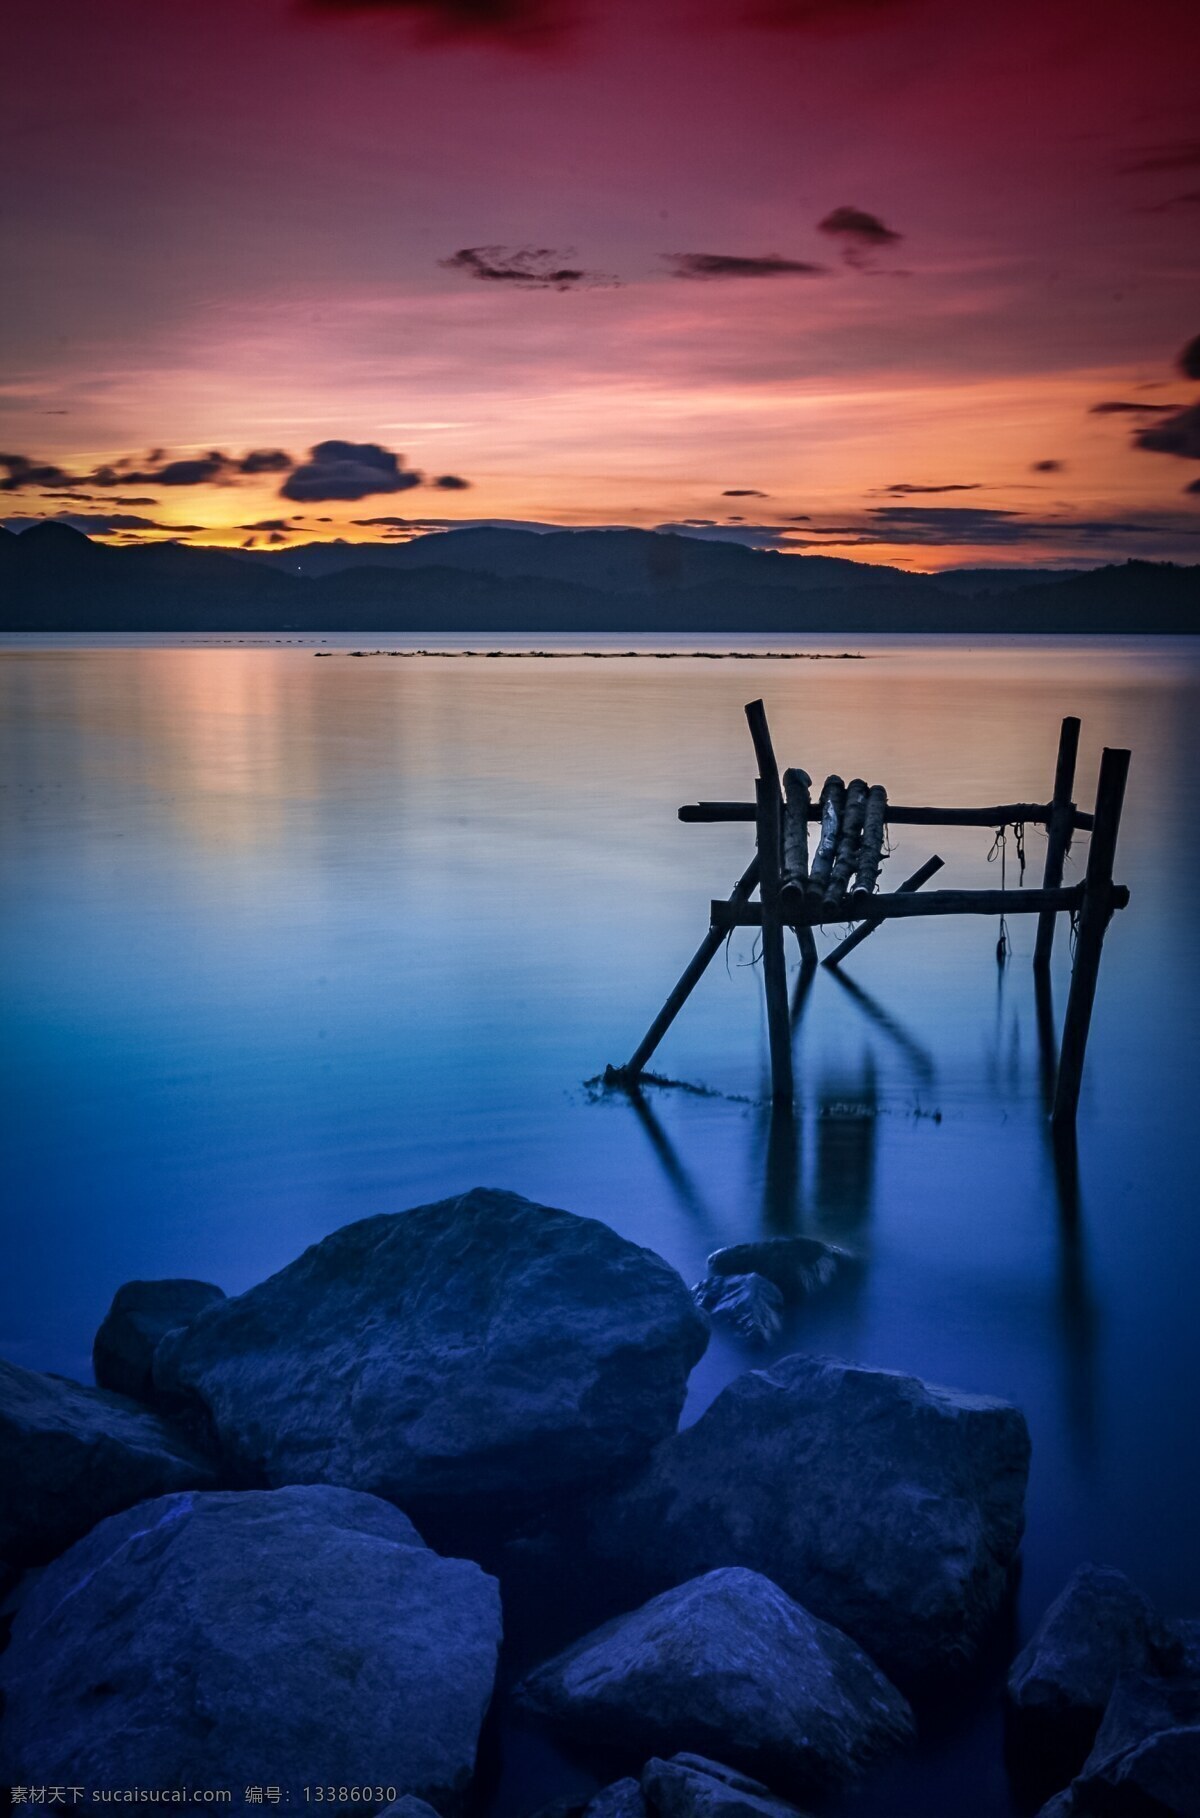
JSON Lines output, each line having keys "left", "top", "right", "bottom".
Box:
{"left": 314, "top": 648, "right": 866, "bottom": 660}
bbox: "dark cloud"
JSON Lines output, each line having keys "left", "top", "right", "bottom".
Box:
{"left": 663, "top": 252, "right": 826, "bottom": 280}
{"left": 441, "top": 246, "right": 608, "bottom": 289}
{"left": 818, "top": 205, "right": 902, "bottom": 247}
{"left": 1180, "top": 335, "right": 1200, "bottom": 381}
{"left": 298, "top": 0, "right": 573, "bottom": 51}
{"left": 1134, "top": 404, "right": 1200, "bottom": 462}
{"left": 792, "top": 505, "right": 1200, "bottom": 548}
{"left": 723, "top": 488, "right": 768, "bottom": 497}
{"left": 1118, "top": 140, "right": 1200, "bottom": 175}
{"left": 0, "top": 454, "right": 75, "bottom": 492}
{"left": 3, "top": 448, "right": 296, "bottom": 492}
{"left": 880, "top": 482, "right": 980, "bottom": 495}
{"left": 1140, "top": 190, "right": 1200, "bottom": 214}
{"left": 433, "top": 474, "right": 471, "bottom": 489}
{"left": 238, "top": 449, "right": 295, "bottom": 474}
{"left": 1188, "top": 479, "right": 1200, "bottom": 496}
{"left": 1, "top": 511, "right": 193, "bottom": 534}
{"left": 1088, "top": 400, "right": 1181, "bottom": 415}
{"left": 238, "top": 518, "right": 292, "bottom": 531}
{"left": 1031, "top": 460, "right": 1064, "bottom": 473}
{"left": 281, "top": 440, "right": 424, "bottom": 502}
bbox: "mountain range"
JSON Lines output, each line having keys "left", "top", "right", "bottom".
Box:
{"left": 1, "top": 521, "right": 1197, "bottom": 634}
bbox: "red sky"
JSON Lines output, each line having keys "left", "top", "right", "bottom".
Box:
{"left": 2, "top": 0, "right": 1199, "bottom": 568}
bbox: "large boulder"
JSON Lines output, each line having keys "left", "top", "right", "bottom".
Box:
{"left": 93, "top": 1277, "right": 226, "bottom": 1403}
{"left": 515, "top": 1566, "right": 912, "bottom": 1799}
{"left": 154, "top": 1189, "right": 708, "bottom": 1521}
{"left": 585, "top": 1355, "right": 1030, "bottom": 1685}
{"left": 1007, "top": 1564, "right": 1183, "bottom": 1790}
{"left": 0, "top": 1485, "right": 502, "bottom": 1810}
{"left": 642, "top": 1756, "right": 814, "bottom": 1818}
{"left": 0, "top": 1358, "right": 216, "bottom": 1584}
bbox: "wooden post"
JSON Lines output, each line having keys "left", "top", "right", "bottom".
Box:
{"left": 783, "top": 767, "right": 819, "bottom": 967}
{"left": 855, "top": 785, "right": 889, "bottom": 896}
{"left": 613, "top": 853, "right": 760, "bottom": 1080}
{"left": 823, "top": 779, "right": 869, "bottom": 914}
{"left": 757, "top": 775, "right": 794, "bottom": 1106}
{"left": 1034, "top": 716, "right": 1081, "bottom": 973}
{"left": 823, "top": 854, "right": 944, "bottom": 967}
{"left": 744, "top": 699, "right": 780, "bottom": 794}
{"left": 1051, "top": 747, "right": 1130, "bottom": 1128}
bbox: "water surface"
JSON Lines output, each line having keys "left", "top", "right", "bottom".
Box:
{"left": 3, "top": 633, "right": 1199, "bottom": 1815}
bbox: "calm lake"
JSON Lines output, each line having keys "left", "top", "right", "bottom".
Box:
{"left": 3, "top": 633, "right": 1199, "bottom": 1815}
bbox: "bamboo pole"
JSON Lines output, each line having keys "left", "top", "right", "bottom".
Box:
{"left": 680, "top": 801, "right": 1095, "bottom": 830}
{"left": 823, "top": 854, "right": 944, "bottom": 967}
{"left": 783, "top": 767, "right": 819, "bottom": 966}
{"left": 1051, "top": 747, "right": 1131, "bottom": 1128}
{"left": 711, "top": 880, "right": 1129, "bottom": 928}
{"left": 1033, "top": 716, "right": 1081, "bottom": 974}
{"left": 610, "top": 853, "right": 760, "bottom": 1080}
{"left": 807, "top": 775, "right": 845, "bottom": 906}
{"left": 823, "top": 778, "right": 869, "bottom": 914}
{"left": 855, "top": 785, "right": 889, "bottom": 896}
{"left": 757, "top": 775, "right": 794, "bottom": 1105}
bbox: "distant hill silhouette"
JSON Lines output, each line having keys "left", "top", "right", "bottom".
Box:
{"left": 2, "top": 522, "right": 1197, "bottom": 634}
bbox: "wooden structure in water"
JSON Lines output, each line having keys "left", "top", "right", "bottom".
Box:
{"left": 608, "top": 703, "right": 1130, "bottom": 1126}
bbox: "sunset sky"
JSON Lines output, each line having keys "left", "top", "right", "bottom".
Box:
{"left": 3, "top": 0, "right": 1199, "bottom": 568}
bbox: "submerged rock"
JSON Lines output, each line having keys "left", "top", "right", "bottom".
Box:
{"left": 0, "top": 1485, "right": 503, "bottom": 1809}
{"left": 1007, "top": 1563, "right": 1183, "bottom": 1790}
{"left": 585, "top": 1354, "right": 1030, "bottom": 1685}
{"left": 93, "top": 1277, "right": 225, "bottom": 1404}
{"left": 702, "top": 1237, "right": 854, "bottom": 1302}
{"left": 642, "top": 1756, "right": 813, "bottom": 1818}
{"left": 584, "top": 1781, "right": 647, "bottom": 1818}
{"left": 154, "top": 1188, "right": 707, "bottom": 1520}
{"left": 0, "top": 1358, "right": 216, "bottom": 1584}
{"left": 692, "top": 1272, "right": 782, "bottom": 1344}
{"left": 515, "top": 1566, "right": 913, "bottom": 1798}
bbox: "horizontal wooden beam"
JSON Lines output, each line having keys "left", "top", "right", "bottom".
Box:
{"left": 680, "top": 800, "right": 1095, "bottom": 831}
{"left": 710, "top": 880, "right": 1128, "bottom": 928}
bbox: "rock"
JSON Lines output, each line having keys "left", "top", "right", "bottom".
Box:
{"left": 585, "top": 1779, "right": 647, "bottom": 1818}
{"left": 380, "top": 1802, "right": 443, "bottom": 1818}
{"left": 1035, "top": 1795, "right": 1077, "bottom": 1818}
{"left": 586, "top": 1354, "right": 1030, "bottom": 1685}
{"left": 93, "top": 1277, "right": 225, "bottom": 1404}
{"left": 0, "top": 1358, "right": 216, "bottom": 1584}
{"left": 692, "top": 1273, "right": 783, "bottom": 1344}
{"left": 1174, "top": 1618, "right": 1200, "bottom": 1674}
{"left": 0, "top": 1484, "right": 503, "bottom": 1809}
{"left": 642, "top": 1756, "right": 813, "bottom": 1818}
{"left": 702, "top": 1238, "right": 854, "bottom": 1302}
{"left": 1007, "top": 1564, "right": 1183, "bottom": 1790}
{"left": 515, "top": 1566, "right": 913, "bottom": 1799}
{"left": 1068, "top": 1665, "right": 1200, "bottom": 1818}
{"left": 154, "top": 1189, "right": 708, "bottom": 1521}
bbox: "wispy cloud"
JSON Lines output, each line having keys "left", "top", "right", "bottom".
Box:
{"left": 441, "top": 246, "right": 612, "bottom": 289}
{"left": 662, "top": 252, "right": 826, "bottom": 280}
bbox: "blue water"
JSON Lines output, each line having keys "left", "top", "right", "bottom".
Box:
{"left": 2, "top": 633, "right": 1199, "bottom": 1815}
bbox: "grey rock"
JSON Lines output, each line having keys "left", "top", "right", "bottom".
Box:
{"left": 93, "top": 1278, "right": 225, "bottom": 1403}
{"left": 642, "top": 1756, "right": 813, "bottom": 1818}
{"left": 0, "top": 1484, "right": 502, "bottom": 1809}
{"left": 1007, "top": 1564, "right": 1183, "bottom": 1788}
{"left": 515, "top": 1566, "right": 912, "bottom": 1799}
{"left": 703, "top": 1238, "right": 854, "bottom": 1302}
{"left": 1070, "top": 1666, "right": 1200, "bottom": 1817}
{"left": 154, "top": 1189, "right": 707, "bottom": 1517}
{"left": 586, "top": 1354, "right": 1030, "bottom": 1685}
{"left": 692, "top": 1273, "right": 782, "bottom": 1344}
{"left": 584, "top": 1779, "right": 647, "bottom": 1818}
{"left": 379, "top": 1802, "right": 443, "bottom": 1818}
{"left": 0, "top": 1358, "right": 216, "bottom": 1583}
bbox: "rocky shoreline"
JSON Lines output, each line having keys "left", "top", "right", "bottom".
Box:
{"left": 2, "top": 1188, "right": 1196, "bottom": 1814}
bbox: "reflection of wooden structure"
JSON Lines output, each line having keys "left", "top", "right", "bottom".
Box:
{"left": 608, "top": 702, "right": 1129, "bottom": 1126}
